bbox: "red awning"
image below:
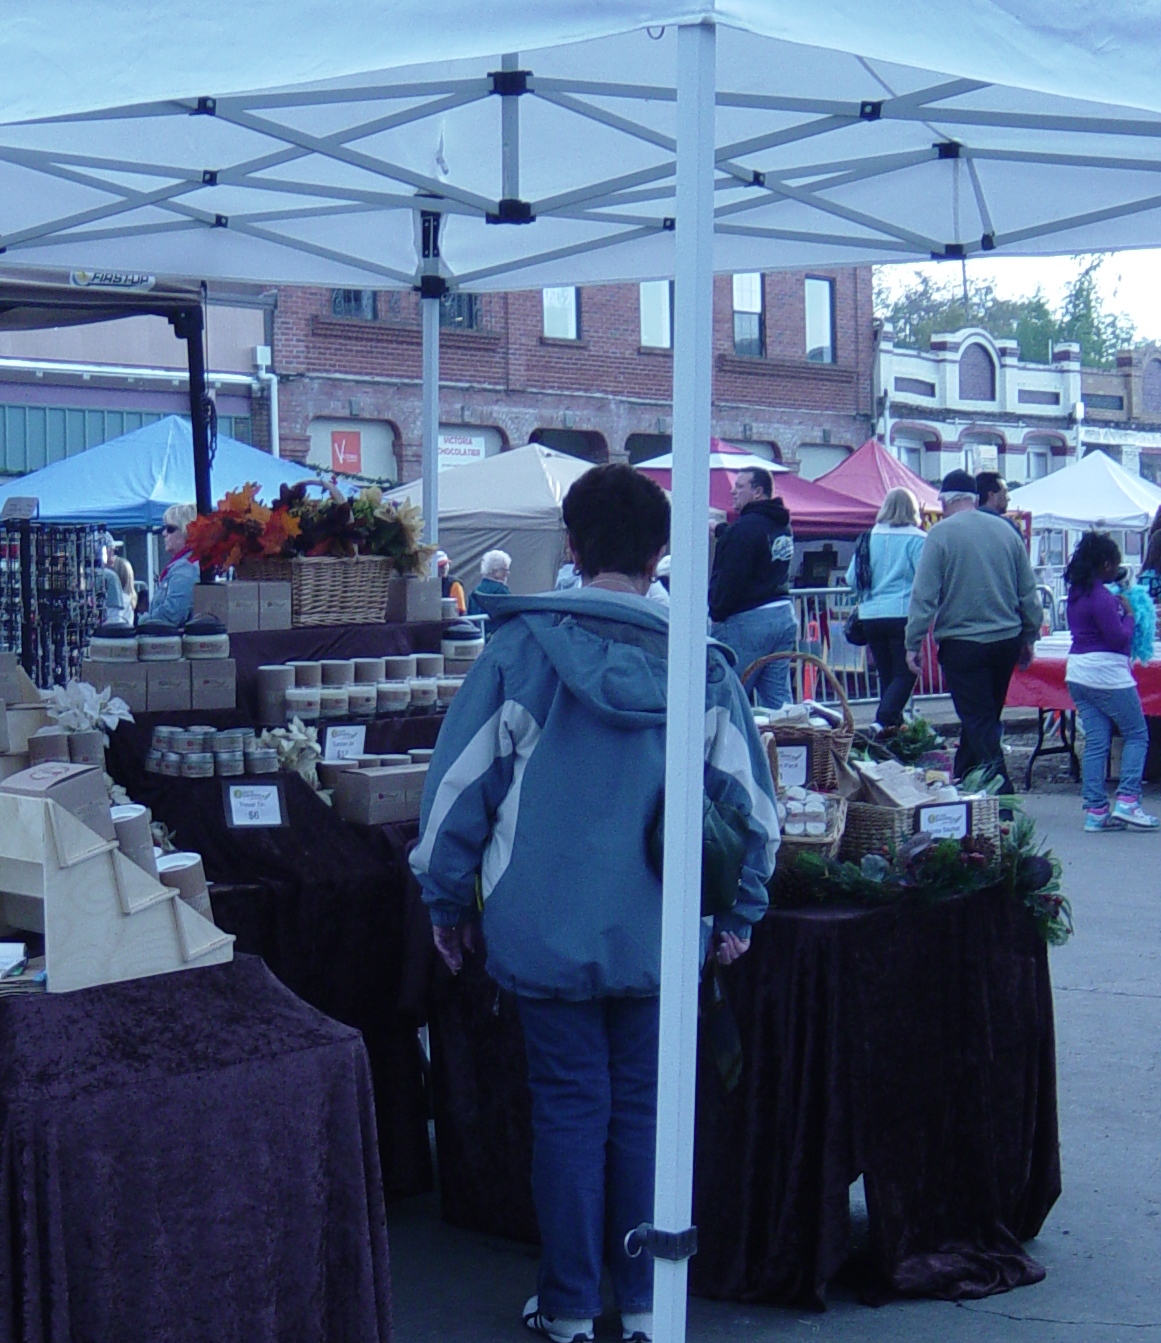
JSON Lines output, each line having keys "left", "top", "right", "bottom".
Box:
{"left": 815, "top": 438, "right": 941, "bottom": 510}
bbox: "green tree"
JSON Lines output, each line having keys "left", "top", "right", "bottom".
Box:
{"left": 875, "top": 255, "right": 1135, "bottom": 367}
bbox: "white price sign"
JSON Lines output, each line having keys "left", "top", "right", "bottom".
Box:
{"left": 0, "top": 497, "right": 38, "bottom": 521}
{"left": 915, "top": 802, "right": 970, "bottom": 840}
{"left": 776, "top": 745, "right": 809, "bottom": 790}
{"left": 324, "top": 725, "right": 366, "bottom": 761}
{"left": 226, "top": 783, "right": 284, "bottom": 828}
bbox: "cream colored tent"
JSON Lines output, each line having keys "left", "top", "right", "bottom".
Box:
{"left": 384, "top": 445, "right": 594, "bottom": 597}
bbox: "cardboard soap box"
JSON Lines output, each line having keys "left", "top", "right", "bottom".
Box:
{"left": 146, "top": 660, "right": 192, "bottom": 713}
{"left": 1, "top": 761, "right": 117, "bottom": 841}
{"left": 258, "top": 581, "right": 293, "bottom": 631}
{"left": 6, "top": 703, "right": 50, "bottom": 755}
{"left": 385, "top": 575, "right": 441, "bottom": 624}
{"left": 80, "top": 660, "right": 148, "bottom": 714}
{"left": 335, "top": 764, "right": 428, "bottom": 825}
{"left": 191, "top": 658, "right": 237, "bottom": 711}
{"left": 192, "top": 581, "right": 260, "bottom": 633}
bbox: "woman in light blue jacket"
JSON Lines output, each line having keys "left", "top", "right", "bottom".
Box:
{"left": 845, "top": 487, "right": 927, "bottom": 732}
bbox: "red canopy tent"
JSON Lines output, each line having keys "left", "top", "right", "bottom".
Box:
{"left": 816, "top": 438, "right": 941, "bottom": 510}
{"left": 638, "top": 440, "right": 876, "bottom": 539}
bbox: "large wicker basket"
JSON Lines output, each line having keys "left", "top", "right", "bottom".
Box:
{"left": 741, "top": 651, "right": 855, "bottom": 792}
{"left": 839, "top": 793, "right": 1001, "bottom": 863}
{"left": 238, "top": 556, "right": 393, "bottom": 627}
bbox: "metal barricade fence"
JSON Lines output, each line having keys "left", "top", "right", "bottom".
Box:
{"left": 788, "top": 587, "right": 947, "bottom": 707}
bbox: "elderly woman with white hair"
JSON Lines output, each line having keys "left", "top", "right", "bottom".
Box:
{"left": 468, "top": 549, "right": 512, "bottom": 617}
{"left": 151, "top": 502, "right": 199, "bottom": 626}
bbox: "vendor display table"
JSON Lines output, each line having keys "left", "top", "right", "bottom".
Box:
{"left": 428, "top": 885, "right": 1059, "bottom": 1308}
{"left": 106, "top": 717, "right": 437, "bottom": 1199}
{"left": 1007, "top": 635, "right": 1161, "bottom": 786}
{"left": 229, "top": 620, "right": 443, "bottom": 722}
{"left": 0, "top": 956, "right": 392, "bottom": 1343}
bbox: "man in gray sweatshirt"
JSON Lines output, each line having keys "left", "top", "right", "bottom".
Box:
{"left": 905, "top": 469, "right": 1041, "bottom": 791}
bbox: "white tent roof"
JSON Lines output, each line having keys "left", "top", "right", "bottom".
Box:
{"left": 3, "top": 9, "right": 1161, "bottom": 290}
{"left": 1010, "top": 448, "right": 1161, "bottom": 531}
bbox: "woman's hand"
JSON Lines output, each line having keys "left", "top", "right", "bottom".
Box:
{"left": 432, "top": 921, "right": 478, "bottom": 974}
{"left": 1119, "top": 593, "right": 1133, "bottom": 615}
{"left": 715, "top": 931, "right": 750, "bottom": 965}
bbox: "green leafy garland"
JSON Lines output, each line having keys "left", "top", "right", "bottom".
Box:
{"left": 775, "top": 793, "right": 1073, "bottom": 947}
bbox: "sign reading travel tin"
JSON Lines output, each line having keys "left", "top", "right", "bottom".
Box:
{"left": 224, "top": 781, "right": 286, "bottom": 828}
{"left": 323, "top": 724, "right": 366, "bottom": 761}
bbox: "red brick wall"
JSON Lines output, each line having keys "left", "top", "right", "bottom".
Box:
{"left": 272, "top": 268, "right": 875, "bottom": 480}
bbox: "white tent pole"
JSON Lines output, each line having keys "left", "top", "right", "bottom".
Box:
{"left": 421, "top": 294, "right": 440, "bottom": 545}
{"left": 653, "top": 20, "right": 715, "bottom": 1343}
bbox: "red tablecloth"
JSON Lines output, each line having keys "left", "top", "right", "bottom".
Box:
{"left": 1007, "top": 647, "right": 1161, "bottom": 715}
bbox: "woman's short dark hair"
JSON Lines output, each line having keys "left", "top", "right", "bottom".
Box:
{"left": 1064, "top": 530, "right": 1121, "bottom": 594}
{"left": 562, "top": 464, "right": 670, "bottom": 579}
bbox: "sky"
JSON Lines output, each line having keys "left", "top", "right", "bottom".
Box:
{"left": 874, "top": 248, "right": 1161, "bottom": 344}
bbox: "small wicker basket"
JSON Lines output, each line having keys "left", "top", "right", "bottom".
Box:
{"left": 742, "top": 650, "right": 855, "bottom": 793}
{"left": 775, "top": 795, "right": 848, "bottom": 871}
{"left": 839, "top": 793, "right": 1001, "bottom": 863}
{"left": 238, "top": 555, "right": 393, "bottom": 627}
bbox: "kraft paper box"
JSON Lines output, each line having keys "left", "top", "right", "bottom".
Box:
{"left": 384, "top": 575, "right": 441, "bottom": 624}
{"left": 191, "top": 658, "right": 237, "bottom": 711}
{"left": 80, "top": 660, "right": 148, "bottom": 714}
{"left": 6, "top": 703, "right": 50, "bottom": 755}
{"left": 0, "top": 653, "right": 41, "bottom": 706}
{"left": 335, "top": 764, "right": 428, "bottom": 825}
{"left": 146, "top": 661, "right": 192, "bottom": 713}
{"left": 192, "top": 581, "right": 260, "bottom": 633}
{"left": 0, "top": 701, "right": 8, "bottom": 756}
{"left": 1, "top": 761, "right": 116, "bottom": 842}
{"left": 258, "top": 581, "right": 293, "bottom": 631}
{"left": 0, "top": 753, "right": 30, "bottom": 783}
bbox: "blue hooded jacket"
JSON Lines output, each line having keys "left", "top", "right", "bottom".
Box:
{"left": 410, "top": 588, "right": 778, "bottom": 1000}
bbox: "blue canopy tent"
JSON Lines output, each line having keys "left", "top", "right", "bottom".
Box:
{"left": 0, "top": 416, "right": 318, "bottom": 528}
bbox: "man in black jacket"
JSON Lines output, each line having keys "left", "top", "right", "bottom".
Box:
{"left": 709, "top": 466, "right": 798, "bottom": 707}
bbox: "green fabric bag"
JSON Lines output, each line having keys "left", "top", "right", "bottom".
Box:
{"left": 647, "top": 793, "right": 750, "bottom": 918}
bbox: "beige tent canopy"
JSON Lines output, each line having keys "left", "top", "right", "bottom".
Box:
{"left": 383, "top": 445, "right": 595, "bottom": 597}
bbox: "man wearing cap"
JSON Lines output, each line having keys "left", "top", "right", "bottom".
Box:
{"left": 435, "top": 550, "right": 466, "bottom": 615}
{"left": 904, "top": 469, "right": 1041, "bottom": 791}
{"left": 97, "top": 531, "right": 127, "bottom": 624}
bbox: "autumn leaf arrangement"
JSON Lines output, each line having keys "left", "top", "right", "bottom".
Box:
{"left": 186, "top": 480, "right": 435, "bottom": 574}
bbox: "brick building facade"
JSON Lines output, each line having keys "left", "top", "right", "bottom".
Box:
{"left": 272, "top": 266, "right": 875, "bottom": 484}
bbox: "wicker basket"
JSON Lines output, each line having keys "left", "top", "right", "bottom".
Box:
{"left": 238, "top": 556, "right": 393, "bottom": 627}
{"left": 775, "top": 795, "right": 848, "bottom": 871}
{"left": 839, "top": 793, "right": 1001, "bottom": 863}
{"left": 742, "top": 651, "right": 855, "bottom": 792}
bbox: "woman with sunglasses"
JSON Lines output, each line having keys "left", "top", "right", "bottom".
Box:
{"left": 151, "top": 503, "right": 199, "bottom": 626}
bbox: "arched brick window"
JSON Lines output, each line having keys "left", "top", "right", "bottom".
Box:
{"left": 959, "top": 343, "right": 996, "bottom": 401}
{"left": 1142, "top": 359, "right": 1161, "bottom": 414}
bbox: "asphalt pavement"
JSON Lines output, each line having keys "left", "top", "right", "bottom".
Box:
{"left": 385, "top": 790, "right": 1161, "bottom": 1342}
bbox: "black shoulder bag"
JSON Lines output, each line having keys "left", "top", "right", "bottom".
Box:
{"left": 843, "top": 530, "right": 873, "bottom": 647}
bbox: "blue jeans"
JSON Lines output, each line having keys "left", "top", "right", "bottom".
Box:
{"left": 1067, "top": 680, "right": 1148, "bottom": 810}
{"left": 712, "top": 603, "right": 798, "bottom": 708}
{"left": 517, "top": 995, "right": 659, "bottom": 1320}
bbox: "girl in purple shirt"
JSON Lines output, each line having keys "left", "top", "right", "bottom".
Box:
{"left": 1064, "top": 532, "right": 1158, "bottom": 831}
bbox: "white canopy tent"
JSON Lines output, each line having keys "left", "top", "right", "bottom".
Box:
{"left": 6, "top": 7, "right": 1161, "bottom": 1339}
{"left": 1010, "top": 447, "right": 1161, "bottom": 531}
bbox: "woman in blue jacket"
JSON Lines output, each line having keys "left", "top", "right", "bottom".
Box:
{"left": 412, "top": 465, "right": 777, "bottom": 1343}
{"left": 845, "top": 487, "right": 927, "bottom": 733}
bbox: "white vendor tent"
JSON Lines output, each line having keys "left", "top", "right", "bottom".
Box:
{"left": 1010, "top": 449, "right": 1161, "bottom": 532}
{"left": 7, "top": 6, "right": 1161, "bottom": 1339}
{"left": 383, "top": 444, "right": 592, "bottom": 596}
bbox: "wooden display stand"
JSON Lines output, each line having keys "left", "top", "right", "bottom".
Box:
{"left": 0, "top": 794, "right": 234, "bottom": 993}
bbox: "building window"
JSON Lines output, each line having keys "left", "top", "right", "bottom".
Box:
{"left": 1143, "top": 360, "right": 1161, "bottom": 414}
{"left": 897, "top": 443, "right": 923, "bottom": 475}
{"left": 894, "top": 376, "right": 935, "bottom": 398}
{"left": 804, "top": 276, "right": 835, "bottom": 364}
{"left": 732, "top": 273, "right": 765, "bottom": 358}
{"left": 1085, "top": 392, "right": 1125, "bottom": 412}
{"left": 1028, "top": 449, "right": 1050, "bottom": 480}
{"left": 543, "top": 287, "right": 580, "bottom": 341}
{"left": 439, "top": 292, "right": 478, "bottom": 330}
{"left": 639, "top": 281, "right": 673, "bottom": 349}
{"left": 332, "top": 289, "right": 377, "bottom": 320}
{"left": 958, "top": 343, "right": 996, "bottom": 401}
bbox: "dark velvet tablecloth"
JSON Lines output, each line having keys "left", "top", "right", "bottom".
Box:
{"left": 427, "top": 885, "right": 1060, "bottom": 1308}
{"left": 106, "top": 721, "right": 435, "bottom": 1200}
{"left": 229, "top": 621, "right": 443, "bottom": 722}
{"left": 0, "top": 956, "right": 391, "bottom": 1343}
